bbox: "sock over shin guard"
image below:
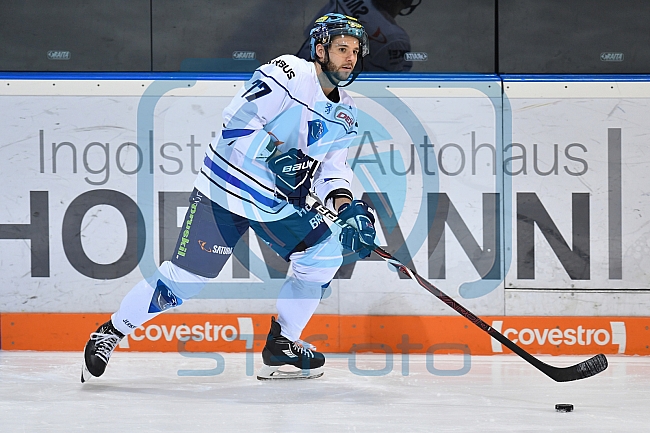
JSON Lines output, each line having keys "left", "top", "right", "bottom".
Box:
{"left": 111, "top": 278, "right": 182, "bottom": 335}
{"left": 111, "top": 261, "right": 210, "bottom": 336}
{"left": 275, "top": 276, "right": 324, "bottom": 342}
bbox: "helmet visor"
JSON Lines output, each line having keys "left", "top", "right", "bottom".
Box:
{"left": 328, "top": 26, "right": 369, "bottom": 58}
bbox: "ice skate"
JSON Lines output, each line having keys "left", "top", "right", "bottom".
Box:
{"left": 81, "top": 320, "right": 124, "bottom": 383}
{"left": 257, "top": 317, "right": 325, "bottom": 380}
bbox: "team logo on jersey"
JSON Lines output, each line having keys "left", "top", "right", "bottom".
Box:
{"left": 335, "top": 106, "right": 355, "bottom": 131}
{"left": 307, "top": 120, "right": 328, "bottom": 146}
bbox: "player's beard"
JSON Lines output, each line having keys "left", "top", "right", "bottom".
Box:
{"left": 323, "top": 60, "right": 352, "bottom": 82}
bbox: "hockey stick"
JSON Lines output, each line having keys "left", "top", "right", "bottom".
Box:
{"left": 306, "top": 194, "right": 608, "bottom": 382}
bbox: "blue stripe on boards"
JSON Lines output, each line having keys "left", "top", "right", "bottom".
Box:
{"left": 4, "top": 72, "right": 649, "bottom": 83}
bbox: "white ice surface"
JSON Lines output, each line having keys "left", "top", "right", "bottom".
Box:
{"left": 1, "top": 352, "right": 648, "bottom": 432}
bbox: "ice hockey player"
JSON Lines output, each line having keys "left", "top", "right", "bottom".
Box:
{"left": 81, "top": 13, "right": 377, "bottom": 382}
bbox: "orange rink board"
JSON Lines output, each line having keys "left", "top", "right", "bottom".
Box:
{"left": 1, "top": 313, "right": 649, "bottom": 355}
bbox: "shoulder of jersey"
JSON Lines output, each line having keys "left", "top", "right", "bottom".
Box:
{"left": 262, "top": 54, "right": 312, "bottom": 84}
{"left": 338, "top": 88, "right": 357, "bottom": 108}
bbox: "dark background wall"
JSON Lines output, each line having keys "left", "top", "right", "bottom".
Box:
{"left": 1, "top": 0, "right": 649, "bottom": 74}
{"left": 152, "top": 0, "right": 311, "bottom": 72}
{"left": 498, "top": 0, "right": 650, "bottom": 73}
{"left": 0, "top": 0, "right": 151, "bottom": 71}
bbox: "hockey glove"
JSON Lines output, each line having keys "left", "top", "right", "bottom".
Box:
{"left": 267, "top": 148, "right": 317, "bottom": 209}
{"left": 337, "top": 200, "right": 376, "bottom": 259}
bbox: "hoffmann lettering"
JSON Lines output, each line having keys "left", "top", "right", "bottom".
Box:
{"left": 1, "top": 188, "right": 616, "bottom": 281}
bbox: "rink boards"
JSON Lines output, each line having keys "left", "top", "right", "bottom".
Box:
{"left": 2, "top": 313, "right": 649, "bottom": 356}
{"left": 1, "top": 74, "right": 650, "bottom": 354}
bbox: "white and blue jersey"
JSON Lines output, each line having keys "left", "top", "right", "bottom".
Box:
{"left": 195, "top": 54, "right": 358, "bottom": 222}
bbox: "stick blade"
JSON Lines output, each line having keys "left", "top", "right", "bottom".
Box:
{"left": 546, "top": 354, "right": 609, "bottom": 382}
{"left": 576, "top": 353, "right": 609, "bottom": 379}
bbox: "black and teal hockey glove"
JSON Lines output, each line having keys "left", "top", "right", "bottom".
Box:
{"left": 267, "top": 148, "right": 317, "bottom": 209}
{"left": 337, "top": 200, "right": 376, "bottom": 259}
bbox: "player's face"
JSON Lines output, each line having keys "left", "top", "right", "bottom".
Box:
{"left": 323, "top": 35, "right": 360, "bottom": 81}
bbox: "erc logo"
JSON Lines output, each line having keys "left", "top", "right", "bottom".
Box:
{"left": 308, "top": 119, "right": 328, "bottom": 146}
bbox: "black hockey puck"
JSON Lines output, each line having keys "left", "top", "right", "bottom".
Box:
{"left": 555, "top": 404, "right": 574, "bottom": 412}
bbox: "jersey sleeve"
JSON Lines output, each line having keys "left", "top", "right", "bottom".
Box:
{"left": 312, "top": 147, "right": 354, "bottom": 210}
{"left": 312, "top": 89, "right": 358, "bottom": 209}
{"left": 220, "top": 55, "right": 301, "bottom": 160}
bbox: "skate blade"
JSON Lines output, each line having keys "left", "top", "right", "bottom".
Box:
{"left": 256, "top": 365, "right": 323, "bottom": 381}
{"left": 81, "top": 362, "right": 92, "bottom": 383}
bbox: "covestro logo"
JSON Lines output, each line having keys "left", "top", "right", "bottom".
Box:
{"left": 491, "top": 320, "right": 626, "bottom": 354}
{"left": 118, "top": 317, "right": 254, "bottom": 348}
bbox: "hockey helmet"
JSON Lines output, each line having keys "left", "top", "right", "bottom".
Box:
{"left": 309, "top": 13, "right": 369, "bottom": 61}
